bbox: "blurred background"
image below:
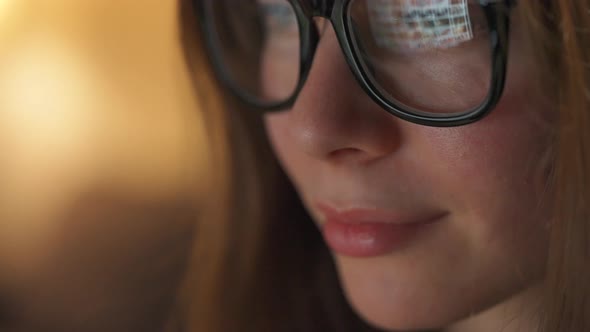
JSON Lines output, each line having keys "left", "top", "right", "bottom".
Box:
{"left": 0, "top": 0, "right": 210, "bottom": 331}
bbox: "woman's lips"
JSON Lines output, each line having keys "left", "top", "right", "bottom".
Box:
{"left": 316, "top": 204, "right": 447, "bottom": 257}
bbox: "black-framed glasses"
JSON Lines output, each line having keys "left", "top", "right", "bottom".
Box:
{"left": 196, "top": 0, "right": 515, "bottom": 127}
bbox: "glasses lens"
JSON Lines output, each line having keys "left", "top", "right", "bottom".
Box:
{"left": 205, "top": 0, "right": 301, "bottom": 105}
{"left": 348, "top": 0, "right": 493, "bottom": 117}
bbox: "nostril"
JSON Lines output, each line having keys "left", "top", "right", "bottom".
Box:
{"left": 328, "top": 148, "right": 369, "bottom": 164}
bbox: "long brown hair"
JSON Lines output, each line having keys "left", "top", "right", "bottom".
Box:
{"left": 177, "top": 1, "right": 590, "bottom": 331}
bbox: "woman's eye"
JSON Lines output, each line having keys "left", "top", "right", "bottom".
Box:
{"left": 365, "top": 1, "right": 489, "bottom": 54}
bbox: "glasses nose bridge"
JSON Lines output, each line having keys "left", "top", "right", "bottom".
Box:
{"left": 300, "top": 0, "right": 357, "bottom": 95}
{"left": 301, "top": 0, "right": 348, "bottom": 71}
{"left": 308, "top": 0, "right": 335, "bottom": 17}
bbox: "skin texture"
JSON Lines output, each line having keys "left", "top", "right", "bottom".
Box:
{"left": 0, "top": 1, "right": 207, "bottom": 331}
{"left": 263, "top": 9, "right": 552, "bottom": 332}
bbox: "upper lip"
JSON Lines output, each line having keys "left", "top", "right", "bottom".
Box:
{"left": 316, "top": 203, "right": 448, "bottom": 226}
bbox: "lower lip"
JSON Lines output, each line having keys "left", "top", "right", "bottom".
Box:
{"left": 321, "top": 220, "right": 436, "bottom": 257}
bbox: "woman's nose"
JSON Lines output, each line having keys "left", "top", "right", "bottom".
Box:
{"left": 287, "top": 25, "right": 401, "bottom": 165}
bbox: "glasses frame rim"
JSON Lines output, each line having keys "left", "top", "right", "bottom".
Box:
{"left": 196, "top": 0, "right": 516, "bottom": 127}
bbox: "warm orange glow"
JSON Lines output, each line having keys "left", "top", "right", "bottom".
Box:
{"left": 0, "top": 5, "right": 208, "bottom": 328}
{"left": 0, "top": 0, "right": 11, "bottom": 18}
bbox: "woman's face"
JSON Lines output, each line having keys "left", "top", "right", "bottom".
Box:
{"left": 263, "top": 6, "right": 551, "bottom": 331}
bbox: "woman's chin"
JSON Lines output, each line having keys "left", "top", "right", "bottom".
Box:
{"left": 343, "top": 289, "right": 450, "bottom": 331}
{"left": 332, "top": 256, "right": 486, "bottom": 332}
